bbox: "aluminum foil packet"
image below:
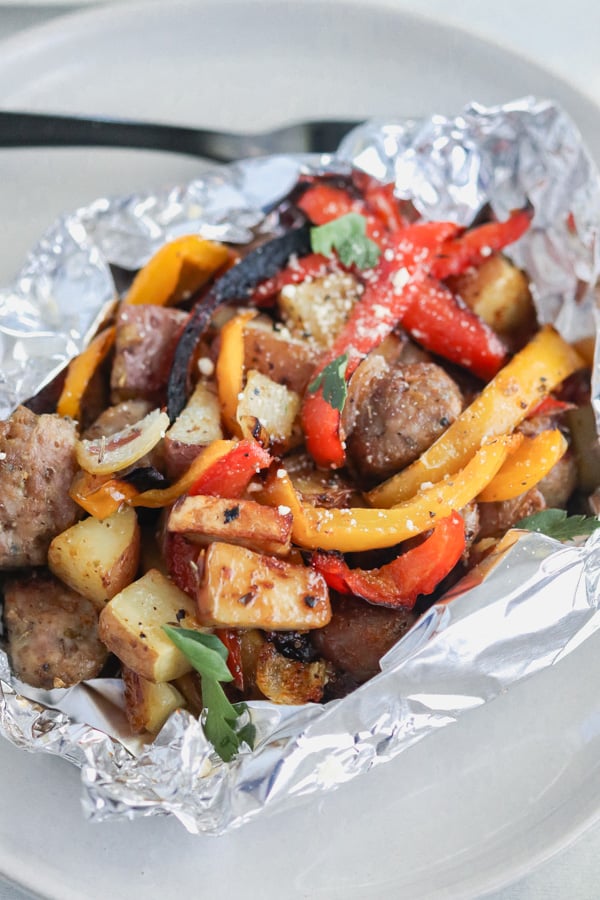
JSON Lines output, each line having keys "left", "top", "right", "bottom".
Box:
{"left": 0, "top": 97, "right": 599, "bottom": 835}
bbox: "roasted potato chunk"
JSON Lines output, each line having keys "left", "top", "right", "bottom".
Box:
{"left": 168, "top": 496, "right": 292, "bottom": 556}
{"left": 197, "top": 542, "right": 331, "bottom": 630}
{"left": 279, "top": 272, "right": 360, "bottom": 348}
{"left": 48, "top": 506, "right": 140, "bottom": 610}
{"left": 122, "top": 667, "right": 186, "bottom": 734}
{"left": 236, "top": 369, "right": 301, "bottom": 451}
{"left": 243, "top": 316, "right": 317, "bottom": 394}
{"left": 255, "top": 642, "right": 329, "bottom": 704}
{"left": 163, "top": 381, "right": 223, "bottom": 480}
{"left": 99, "top": 569, "right": 204, "bottom": 682}
{"left": 447, "top": 253, "right": 536, "bottom": 341}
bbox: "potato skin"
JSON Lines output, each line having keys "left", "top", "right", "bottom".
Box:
{"left": 122, "top": 667, "right": 185, "bottom": 734}
{"left": 99, "top": 569, "right": 203, "bottom": 683}
{"left": 48, "top": 506, "right": 140, "bottom": 610}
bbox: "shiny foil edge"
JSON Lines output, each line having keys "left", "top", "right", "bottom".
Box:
{"left": 0, "top": 96, "right": 599, "bottom": 834}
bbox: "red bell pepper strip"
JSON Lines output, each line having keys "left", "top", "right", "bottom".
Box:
{"left": 250, "top": 253, "right": 332, "bottom": 305}
{"left": 431, "top": 208, "right": 532, "bottom": 279}
{"left": 301, "top": 221, "right": 462, "bottom": 469}
{"left": 216, "top": 628, "right": 245, "bottom": 691}
{"left": 400, "top": 278, "right": 508, "bottom": 381}
{"left": 189, "top": 439, "right": 272, "bottom": 498}
{"left": 527, "top": 395, "right": 574, "bottom": 418}
{"left": 297, "top": 183, "right": 385, "bottom": 241}
{"left": 361, "top": 178, "right": 408, "bottom": 233}
{"left": 311, "top": 511, "right": 465, "bottom": 608}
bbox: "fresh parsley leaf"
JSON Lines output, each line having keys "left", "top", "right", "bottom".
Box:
{"left": 201, "top": 677, "right": 248, "bottom": 763}
{"left": 310, "top": 213, "right": 381, "bottom": 270}
{"left": 163, "top": 626, "right": 232, "bottom": 682}
{"left": 515, "top": 508, "right": 600, "bottom": 541}
{"left": 308, "top": 352, "right": 349, "bottom": 411}
{"left": 163, "top": 626, "right": 254, "bottom": 762}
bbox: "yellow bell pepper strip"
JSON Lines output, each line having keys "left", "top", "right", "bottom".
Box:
{"left": 124, "top": 235, "right": 230, "bottom": 307}
{"left": 133, "top": 439, "right": 236, "bottom": 508}
{"left": 367, "top": 326, "right": 584, "bottom": 509}
{"left": 477, "top": 428, "right": 568, "bottom": 502}
{"left": 259, "top": 436, "right": 517, "bottom": 552}
{"left": 311, "top": 511, "right": 465, "bottom": 608}
{"left": 56, "top": 326, "right": 116, "bottom": 420}
{"left": 215, "top": 310, "right": 257, "bottom": 437}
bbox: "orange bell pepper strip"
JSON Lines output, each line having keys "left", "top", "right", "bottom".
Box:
{"left": 57, "top": 326, "right": 116, "bottom": 420}
{"left": 368, "top": 326, "right": 584, "bottom": 508}
{"left": 259, "top": 436, "right": 516, "bottom": 552}
{"left": 311, "top": 511, "right": 465, "bottom": 608}
{"left": 69, "top": 470, "right": 139, "bottom": 519}
{"left": 215, "top": 310, "right": 257, "bottom": 437}
{"left": 133, "top": 439, "right": 236, "bottom": 508}
{"left": 477, "top": 428, "right": 568, "bottom": 502}
{"left": 124, "top": 235, "right": 230, "bottom": 307}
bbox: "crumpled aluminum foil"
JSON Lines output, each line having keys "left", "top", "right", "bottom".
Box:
{"left": 1, "top": 97, "right": 599, "bottom": 835}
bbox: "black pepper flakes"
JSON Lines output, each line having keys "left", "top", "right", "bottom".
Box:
{"left": 304, "top": 595, "right": 318, "bottom": 608}
{"left": 238, "top": 591, "right": 254, "bottom": 606}
{"left": 224, "top": 505, "right": 240, "bottom": 523}
{"left": 175, "top": 608, "right": 186, "bottom": 622}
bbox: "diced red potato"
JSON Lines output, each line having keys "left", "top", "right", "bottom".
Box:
{"left": 196, "top": 542, "right": 331, "bottom": 630}
{"left": 236, "top": 369, "right": 301, "bottom": 452}
{"left": 278, "top": 272, "right": 361, "bottom": 349}
{"left": 168, "top": 495, "right": 292, "bottom": 556}
{"left": 446, "top": 253, "right": 536, "bottom": 341}
{"left": 48, "top": 506, "right": 141, "bottom": 610}
{"left": 110, "top": 305, "right": 188, "bottom": 403}
{"left": 4, "top": 570, "right": 108, "bottom": 689}
{"left": 0, "top": 406, "right": 81, "bottom": 569}
{"left": 243, "top": 316, "right": 317, "bottom": 394}
{"left": 122, "top": 667, "right": 186, "bottom": 734}
{"left": 99, "top": 569, "right": 205, "bottom": 683}
{"left": 163, "top": 381, "right": 223, "bottom": 480}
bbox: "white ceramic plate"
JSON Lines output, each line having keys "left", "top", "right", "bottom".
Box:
{"left": 1, "top": 2, "right": 600, "bottom": 898}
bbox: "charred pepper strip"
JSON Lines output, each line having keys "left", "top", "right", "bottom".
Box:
{"left": 166, "top": 224, "right": 312, "bottom": 421}
{"left": 250, "top": 253, "right": 332, "bottom": 305}
{"left": 311, "top": 511, "right": 465, "bottom": 608}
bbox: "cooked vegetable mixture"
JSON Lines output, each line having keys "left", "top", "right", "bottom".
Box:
{"left": 1, "top": 172, "right": 597, "bottom": 761}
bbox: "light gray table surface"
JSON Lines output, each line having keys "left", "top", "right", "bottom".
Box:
{"left": 0, "top": 2, "right": 599, "bottom": 898}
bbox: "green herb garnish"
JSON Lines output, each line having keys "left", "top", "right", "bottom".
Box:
{"left": 163, "top": 626, "right": 254, "bottom": 762}
{"left": 515, "top": 508, "right": 600, "bottom": 541}
{"left": 308, "top": 352, "right": 349, "bottom": 411}
{"left": 310, "top": 212, "right": 381, "bottom": 269}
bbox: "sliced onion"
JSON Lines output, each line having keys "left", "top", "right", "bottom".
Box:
{"left": 76, "top": 408, "right": 169, "bottom": 475}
